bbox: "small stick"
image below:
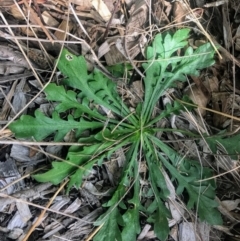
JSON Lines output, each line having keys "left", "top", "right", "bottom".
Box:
{"left": 22, "top": 0, "right": 53, "bottom": 43}
{"left": 102, "top": 0, "right": 120, "bottom": 40}
{"left": 22, "top": 179, "right": 69, "bottom": 241}
{"left": 32, "top": 0, "right": 46, "bottom": 25}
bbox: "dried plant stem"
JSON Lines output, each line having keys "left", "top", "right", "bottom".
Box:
{"left": 22, "top": 179, "right": 69, "bottom": 241}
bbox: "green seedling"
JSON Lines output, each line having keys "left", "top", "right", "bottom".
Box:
{"left": 10, "top": 28, "right": 230, "bottom": 241}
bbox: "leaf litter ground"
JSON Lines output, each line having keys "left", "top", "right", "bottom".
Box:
{"left": 9, "top": 29, "right": 238, "bottom": 241}
{"left": 0, "top": 1, "right": 240, "bottom": 241}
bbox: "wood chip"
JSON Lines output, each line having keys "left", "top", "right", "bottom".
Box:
{"left": 74, "top": 0, "right": 92, "bottom": 11}
{"left": 0, "top": 158, "right": 23, "bottom": 196}
{"left": 42, "top": 11, "right": 59, "bottom": 27}
{"left": 91, "top": 0, "right": 111, "bottom": 22}
{"left": 54, "top": 20, "right": 74, "bottom": 41}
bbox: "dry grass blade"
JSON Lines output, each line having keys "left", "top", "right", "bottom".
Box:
{"left": 22, "top": 179, "right": 69, "bottom": 241}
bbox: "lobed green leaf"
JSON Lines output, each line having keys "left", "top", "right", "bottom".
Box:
{"left": 141, "top": 29, "right": 215, "bottom": 124}
{"left": 45, "top": 83, "right": 105, "bottom": 120}
{"left": 57, "top": 49, "right": 138, "bottom": 124}
{"left": 9, "top": 110, "right": 103, "bottom": 141}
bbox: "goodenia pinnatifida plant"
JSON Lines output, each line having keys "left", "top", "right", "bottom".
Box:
{"left": 10, "top": 28, "right": 227, "bottom": 240}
